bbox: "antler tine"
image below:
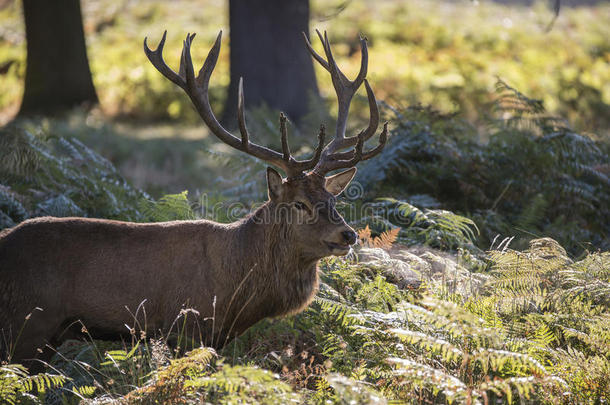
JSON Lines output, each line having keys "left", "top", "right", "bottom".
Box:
{"left": 358, "top": 79, "right": 378, "bottom": 141}
{"left": 354, "top": 34, "right": 369, "bottom": 86}
{"left": 179, "top": 32, "right": 195, "bottom": 82}
{"left": 146, "top": 30, "right": 334, "bottom": 179}
{"left": 304, "top": 30, "right": 387, "bottom": 175}
{"left": 311, "top": 125, "right": 326, "bottom": 164}
{"left": 296, "top": 125, "right": 326, "bottom": 173}
{"left": 279, "top": 113, "right": 291, "bottom": 162}
{"left": 361, "top": 122, "right": 388, "bottom": 160}
{"left": 304, "top": 30, "right": 369, "bottom": 148}
{"left": 325, "top": 79, "right": 380, "bottom": 161}
{"left": 237, "top": 77, "right": 249, "bottom": 147}
{"left": 327, "top": 30, "right": 365, "bottom": 145}
{"left": 313, "top": 122, "right": 388, "bottom": 174}
{"left": 195, "top": 31, "right": 221, "bottom": 89}
{"left": 321, "top": 30, "right": 346, "bottom": 88}
{"left": 302, "top": 31, "right": 329, "bottom": 72}
{"left": 182, "top": 32, "right": 198, "bottom": 89}
{"left": 144, "top": 31, "right": 186, "bottom": 89}
{"left": 173, "top": 30, "right": 240, "bottom": 146}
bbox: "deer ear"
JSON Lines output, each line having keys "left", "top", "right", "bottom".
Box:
{"left": 266, "top": 167, "right": 283, "bottom": 199}
{"left": 325, "top": 167, "right": 357, "bottom": 196}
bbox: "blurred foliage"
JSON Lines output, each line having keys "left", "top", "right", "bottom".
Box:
{"left": 356, "top": 80, "right": 609, "bottom": 255}
{"left": 0, "top": 123, "right": 147, "bottom": 228}
{"left": 1, "top": 0, "right": 609, "bottom": 133}
{"left": 0, "top": 111, "right": 227, "bottom": 198}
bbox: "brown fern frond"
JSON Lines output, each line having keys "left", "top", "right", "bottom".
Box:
{"left": 358, "top": 225, "right": 372, "bottom": 247}
{"left": 374, "top": 228, "right": 400, "bottom": 250}
{"left": 357, "top": 226, "right": 399, "bottom": 250}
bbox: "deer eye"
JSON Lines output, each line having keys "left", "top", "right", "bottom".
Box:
{"left": 294, "top": 201, "right": 310, "bottom": 213}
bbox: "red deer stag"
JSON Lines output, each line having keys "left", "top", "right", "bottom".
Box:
{"left": 0, "top": 30, "right": 387, "bottom": 364}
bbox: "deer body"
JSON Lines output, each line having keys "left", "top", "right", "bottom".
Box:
{"left": 1, "top": 29, "right": 388, "bottom": 364}
{"left": 1, "top": 200, "right": 321, "bottom": 360}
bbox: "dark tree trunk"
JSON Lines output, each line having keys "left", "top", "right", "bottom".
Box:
{"left": 19, "top": 0, "right": 98, "bottom": 116}
{"left": 222, "top": 0, "right": 319, "bottom": 126}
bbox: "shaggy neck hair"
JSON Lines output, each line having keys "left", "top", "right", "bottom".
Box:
{"left": 216, "top": 201, "right": 320, "bottom": 342}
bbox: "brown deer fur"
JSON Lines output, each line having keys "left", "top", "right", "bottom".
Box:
{"left": 0, "top": 169, "right": 357, "bottom": 362}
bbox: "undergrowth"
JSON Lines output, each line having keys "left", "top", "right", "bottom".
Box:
{"left": 1, "top": 81, "right": 608, "bottom": 404}
{"left": 2, "top": 232, "right": 608, "bottom": 403}
{"left": 0, "top": 124, "right": 147, "bottom": 228}
{"left": 357, "top": 79, "right": 609, "bottom": 256}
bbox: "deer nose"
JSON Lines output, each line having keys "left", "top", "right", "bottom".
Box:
{"left": 341, "top": 230, "right": 358, "bottom": 245}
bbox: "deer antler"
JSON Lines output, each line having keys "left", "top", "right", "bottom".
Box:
{"left": 303, "top": 30, "right": 388, "bottom": 175}
{"left": 144, "top": 31, "right": 325, "bottom": 179}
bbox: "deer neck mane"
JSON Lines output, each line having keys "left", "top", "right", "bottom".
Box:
{"left": 231, "top": 201, "right": 320, "bottom": 318}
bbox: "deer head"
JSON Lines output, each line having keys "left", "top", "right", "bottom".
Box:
{"left": 144, "top": 30, "right": 387, "bottom": 258}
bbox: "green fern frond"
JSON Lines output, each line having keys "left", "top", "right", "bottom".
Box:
{"left": 387, "top": 357, "right": 470, "bottom": 403}
{"left": 0, "top": 364, "right": 67, "bottom": 405}
{"left": 390, "top": 328, "right": 464, "bottom": 363}
{"left": 140, "top": 190, "right": 196, "bottom": 222}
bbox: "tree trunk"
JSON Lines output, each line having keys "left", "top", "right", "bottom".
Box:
{"left": 222, "top": 0, "right": 319, "bottom": 126}
{"left": 19, "top": 0, "right": 98, "bottom": 116}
